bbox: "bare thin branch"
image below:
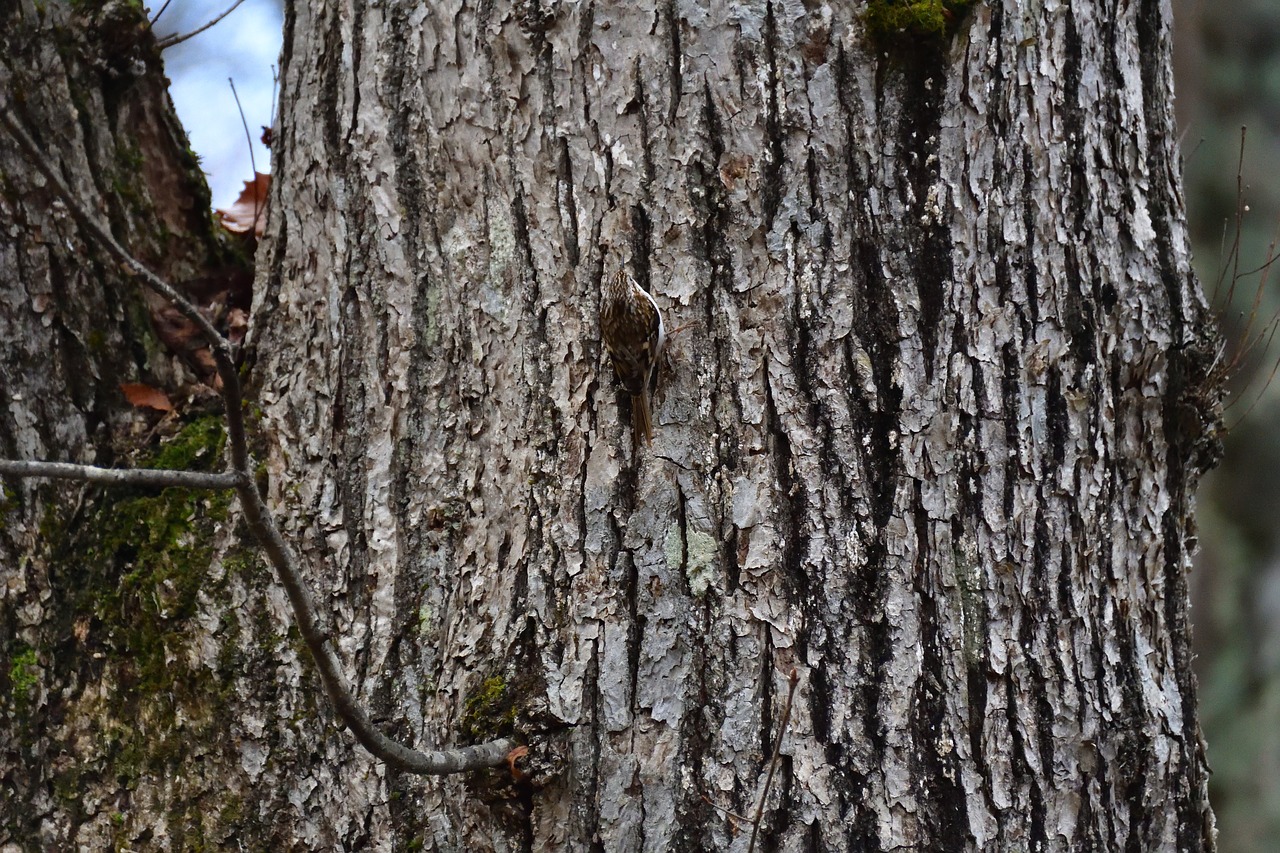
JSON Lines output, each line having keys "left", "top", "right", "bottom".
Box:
{"left": 228, "top": 77, "right": 264, "bottom": 234}
{"left": 0, "top": 460, "right": 242, "bottom": 490}
{"left": 747, "top": 668, "right": 800, "bottom": 853}
{"left": 231, "top": 475, "right": 516, "bottom": 772}
{"left": 1218, "top": 127, "right": 1249, "bottom": 311}
{"left": 699, "top": 792, "right": 752, "bottom": 828}
{"left": 156, "top": 0, "right": 246, "bottom": 50}
{"left": 148, "top": 0, "right": 173, "bottom": 27}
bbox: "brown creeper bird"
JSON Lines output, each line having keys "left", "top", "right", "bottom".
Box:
{"left": 600, "top": 269, "right": 666, "bottom": 448}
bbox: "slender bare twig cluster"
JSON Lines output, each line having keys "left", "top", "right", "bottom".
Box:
{"left": 0, "top": 103, "right": 514, "bottom": 776}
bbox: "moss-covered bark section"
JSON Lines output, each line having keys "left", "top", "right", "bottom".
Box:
{"left": 3, "top": 416, "right": 259, "bottom": 849}
{"left": 0, "top": 2, "right": 272, "bottom": 850}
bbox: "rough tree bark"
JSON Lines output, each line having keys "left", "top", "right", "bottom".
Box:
{"left": 0, "top": 2, "right": 261, "bottom": 849}
{"left": 1, "top": 0, "right": 1221, "bottom": 851}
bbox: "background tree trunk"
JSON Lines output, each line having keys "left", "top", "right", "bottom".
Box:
{"left": 0, "top": 3, "right": 254, "bottom": 850}
{"left": 2, "top": 1, "right": 1222, "bottom": 851}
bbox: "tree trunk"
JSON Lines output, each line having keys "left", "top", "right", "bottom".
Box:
{"left": 0, "top": 3, "right": 252, "bottom": 850}
{"left": 2, "top": 1, "right": 1221, "bottom": 851}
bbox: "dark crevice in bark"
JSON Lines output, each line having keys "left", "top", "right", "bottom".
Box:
{"left": 557, "top": 137, "right": 581, "bottom": 267}
{"left": 984, "top": 5, "right": 1012, "bottom": 310}
{"left": 576, "top": 426, "right": 595, "bottom": 586}
{"left": 664, "top": 0, "right": 682, "bottom": 124}
{"left": 346, "top": 0, "right": 366, "bottom": 150}
{"left": 631, "top": 65, "right": 657, "bottom": 189}
{"left": 622, "top": 554, "right": 644, "bottom": 721}
{"left": 851, "top": 276, "right": 899, "bottom": 531}
{"left": 805, "top": 148, "right": 824, "bottom": 226}
{"left": 1064, "top": 264, "right": 1099, "bottom": 365}
{"left": 690, "top": 79, "right": 730, "bottom": 264}
{"left": 509, "top": 181, "right": 539, "bottom": 297}
{"left": 807, "top": 654, "right": 832, "bottom": 747}
{"left": 1000, "top": 343, "right": 1019, "bottom": 520}
{"left": 760, "top": 0, "right": 785, "bottom": 232}
{"left": 675, "top": 626, "right": 715, "bottom": 849}
{"left": 689, "top": 83, "right": 740, "bottom": 485}
{"left": 885, "top": 51, "right": 948, "bottom": 376}
{"left": 858, "top": 541, "right": 889, "bottom": 760}
{"left": 732, "top": 38, "right": 750, "bottom": 100}
{"left": 1046, "top": 366, "right": 1068, "bottom": 468}
{"left": 1113, "top": 617, "right": 1156, "bottom": 851}
{"left": 1027, "top": 506, "right": 1055, "bottom": 844}
{"left": 600, "top": 134, "right": 616, "bottom": 205}
{"left": 675, "top": 481, "right": 691, "bottom": 595}
{"left": 911, "top": 482, "right": 968, "bottom": 847}
{"left": 46, "top": 258, "right": 97, "bottom": 415}
{"left": 517, "top": 785, "right": 536, "bottom": 853}
{"left": 836, "top": 46, "right": 900, "bottom": 534}
{"left": 915, "top": 221, "right": 951, "bottom": 381}
{"left": 1019, "top": 148, "right": 1041, "bottom": 329}
{"left": 759, "top": 631, "right": 776, "bottom": 762}
{"left": 1003, "top": 675, "right": 1040, "bottom": 844}
{"left": 347, "top": 809, "right": 373, "bottom": 852}
{"left": 1061, "top": 14, "right": 1089, "bottom": 236}
{"left": 1057, "top": 515, "right": 1077, "bottom": 618}
{"left": 1133, "top": 0, "right": 1182, "bottom": 345}
{"left": 577, "top": 2, "right": 596, "bottom": 126}
{"left": 845, "top": 799, "right": 882, "bottom": 853}
{"left": 1162, "top": 346, "right": 1216, "bottom": 847}
{"left": 628, "top": 202, "right": 653, "bottom": 296}
{"left": 337, "top": 292, "right": 374, "bottom": 650}
{"left": 506, "top": 526, "right": 531, "bottom": 623}
{"left": 583, "top": 636, "right": 605, "bottom": 851}
{"left": 319, "top": 1, "right": 345, "bottom": 158}
{"left": 763, "top": 359, "right": 808, "bottom": 611}
{"left": 386, "top": 0, "right": 427, "bottom": 416}
{"left": 967, "top": 665, "right": 995, "bottom": 818}
{"left": 991, "top": 195, "right": 1012, "bottom": 305}
{"left": 723, "top": 525, "right": 741, "bottom": 593}
{"left": 762, "top": 753, "right": 795, "bottom": 850}
{"left": 805, "top": 819, "right": 822, "bottom": 852}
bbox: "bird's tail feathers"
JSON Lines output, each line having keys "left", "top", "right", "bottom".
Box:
{"left": 631, "top": 390, "right": 653, "bottom": 449}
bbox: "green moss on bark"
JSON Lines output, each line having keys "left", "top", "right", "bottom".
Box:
{"left": 459, "top": 675, "right": 519, "bottom": 742}
{"left": 7, "top": 646, "right": 39, "bottom": 708}
{"left": 865, "top": 0, "right": 975, "bottom": 45}
{"left": 35, "top": 415, "right": 237, "bottom": 812}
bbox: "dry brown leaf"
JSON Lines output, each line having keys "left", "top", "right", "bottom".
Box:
{"left": 153, "top": 305, "right": 205, "bottom": 354}
{"left": 215, "top": 171, "right": 270, "bottom": 237}
{"left": 505, "top": 745, "right": 529, "bottom": 780}
{"left": 120, "top": 382, "right": 174, "bottom": 412}
{"left": 227, "top": 306, "right": 249, "bottom": 344}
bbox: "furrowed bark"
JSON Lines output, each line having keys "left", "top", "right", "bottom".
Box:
{"left": 0, "top": 0, "right": 1220, "bottom": 850}
{"left": 249, "top": 1, "right": 1219, "bottom": 850}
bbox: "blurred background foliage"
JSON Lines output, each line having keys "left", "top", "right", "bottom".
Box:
{"left": 1175, "top": 1, "right": 1280, "bottom": 849}
{"left": 153, "top": 0, "right": 1279, "bottom": 848}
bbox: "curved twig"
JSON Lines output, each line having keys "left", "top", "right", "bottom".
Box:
{"left": 0, "top": 103, "right": 514, "bottom": 775}
{"left": 156, "top": 0, "right": 246, "bottom": 50}
{"left": 747, "top": 668, "right": 799, "bottom": 853}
